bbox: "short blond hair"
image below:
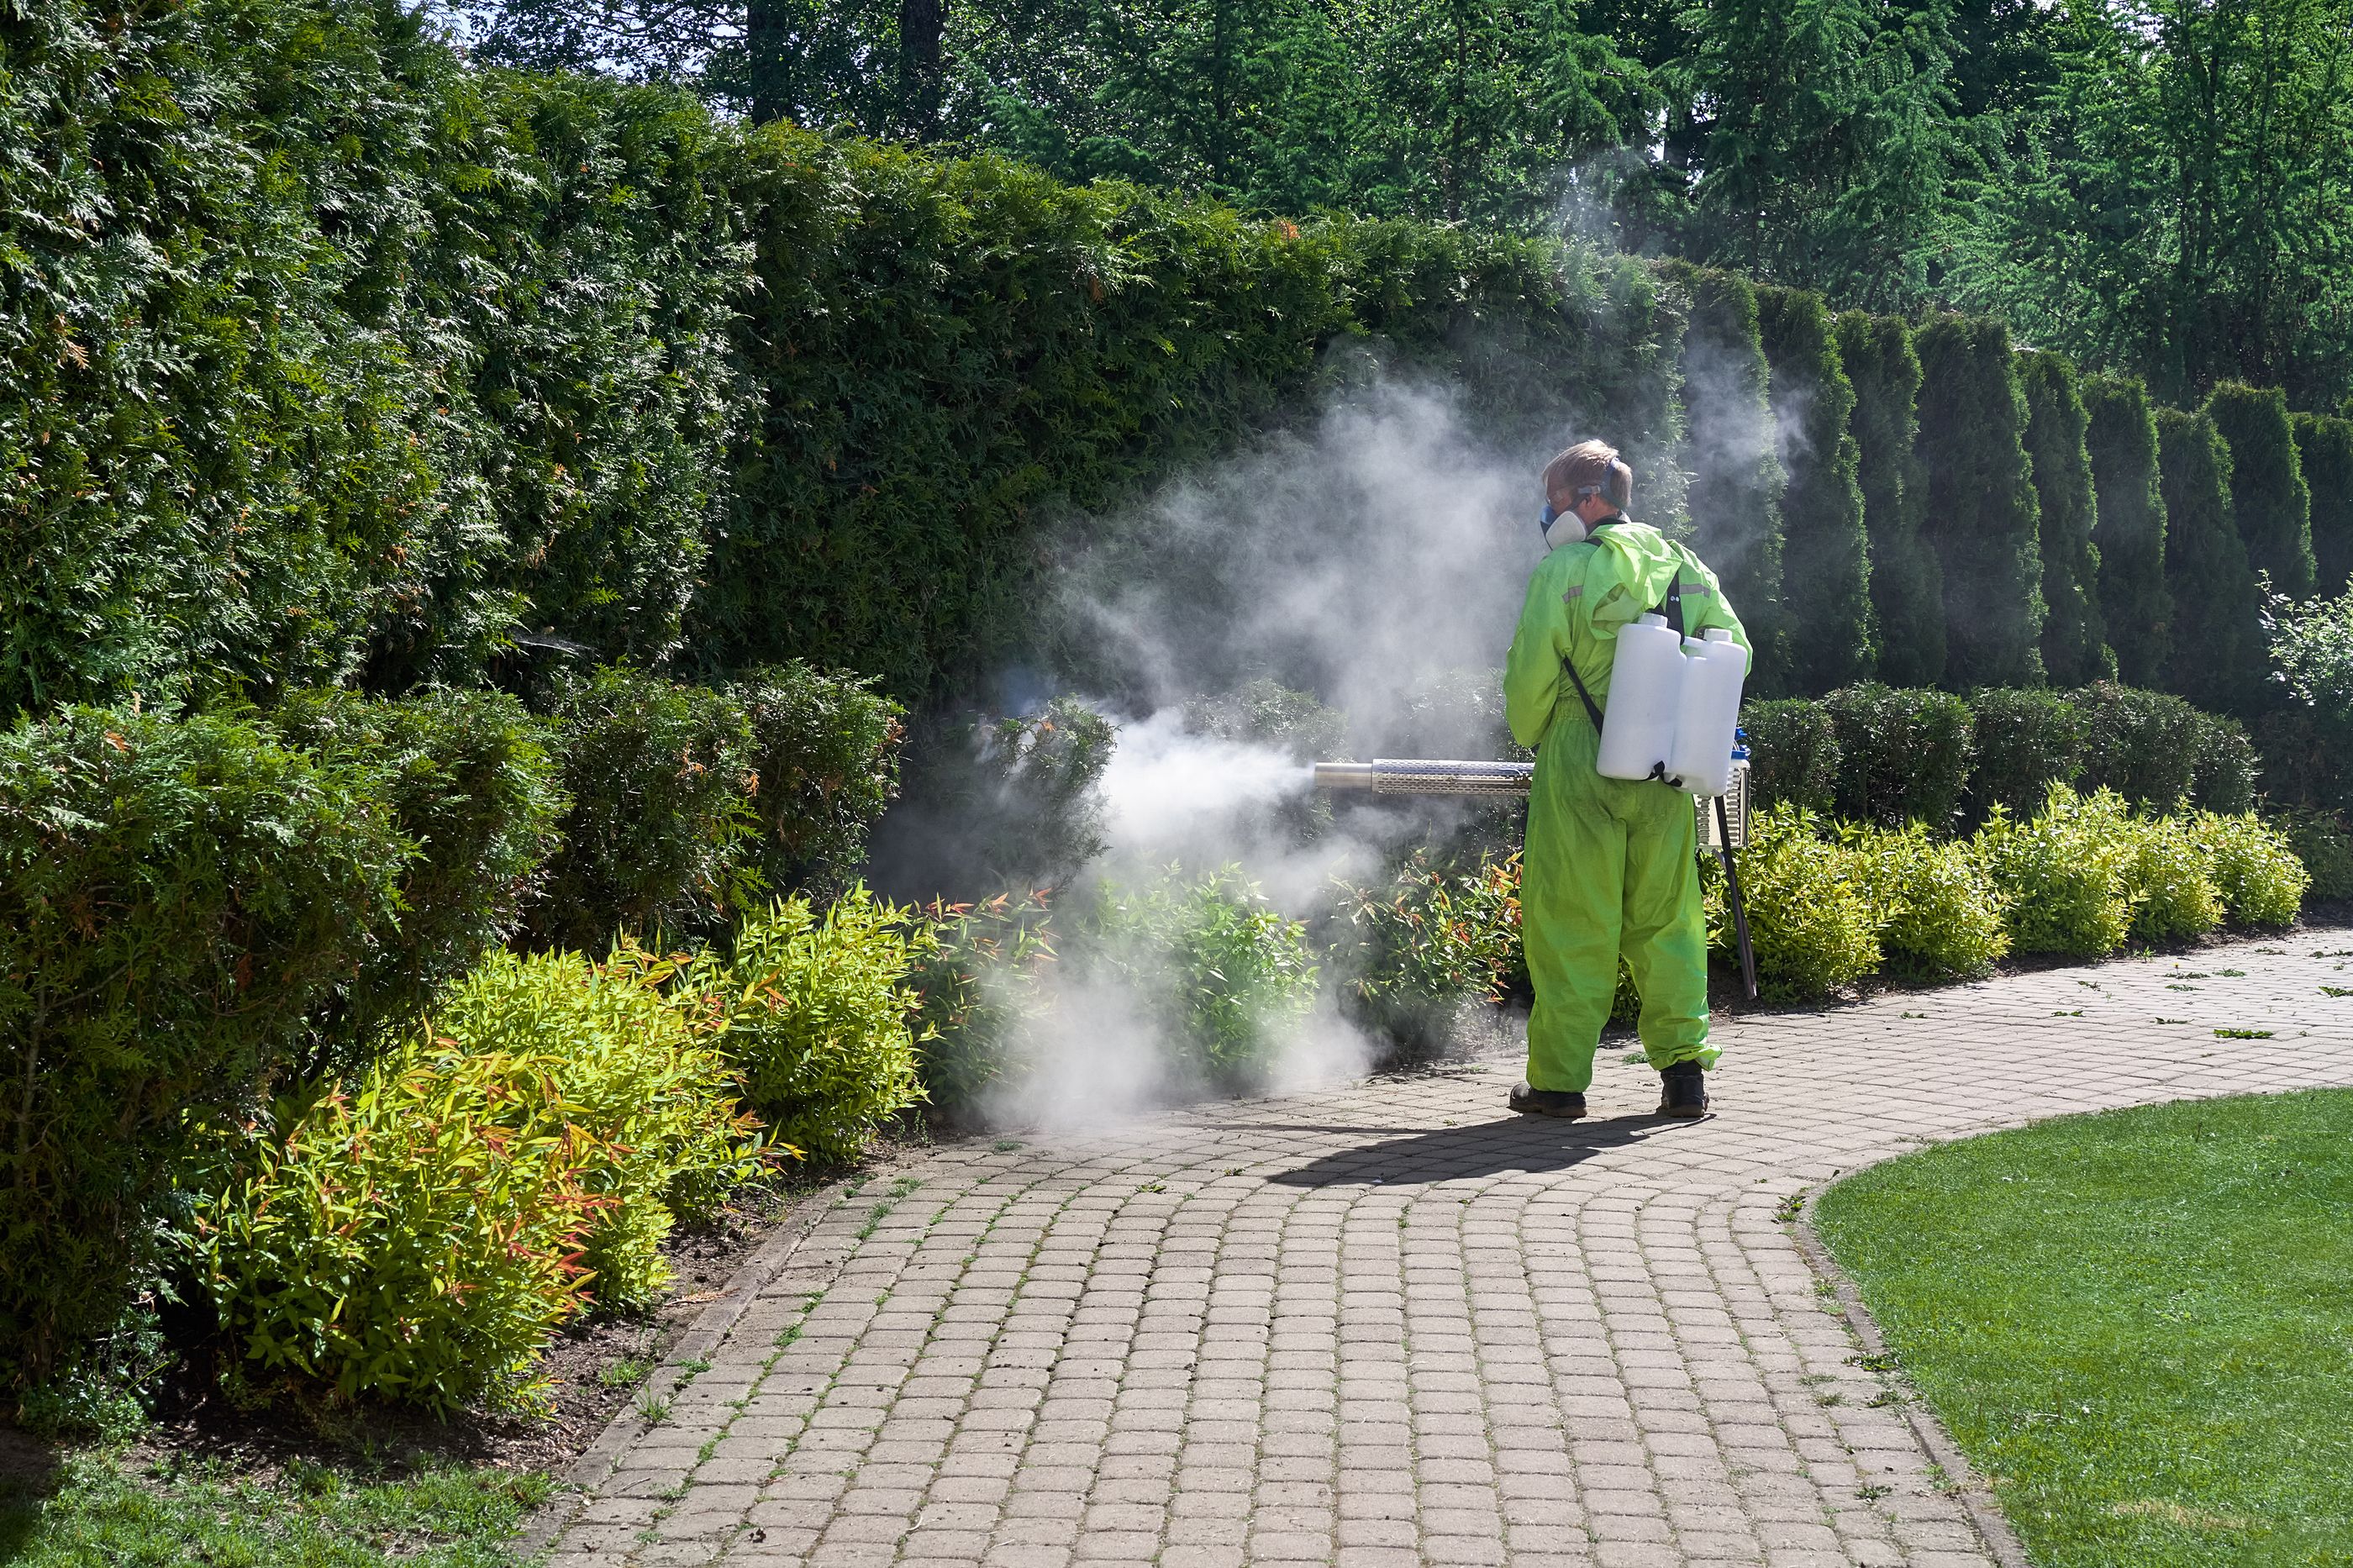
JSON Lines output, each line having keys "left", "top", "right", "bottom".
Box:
{"left": 1542, "top": 440, "right": 1632, "bottom": 510}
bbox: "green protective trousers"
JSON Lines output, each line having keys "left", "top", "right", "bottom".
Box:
{"left": 1520, "top": 717, "right": 1717, "bottom": 1092}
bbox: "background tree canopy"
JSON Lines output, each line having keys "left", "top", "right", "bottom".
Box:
{"left": 448, "top": 0, "right": 2353, "bottom": 415}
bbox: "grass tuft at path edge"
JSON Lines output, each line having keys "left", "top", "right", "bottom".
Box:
{"left": 1816, "top": 1087, "right": 2353, "bottom": 1567}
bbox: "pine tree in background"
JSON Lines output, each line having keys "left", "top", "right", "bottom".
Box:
{"left": 2204, "top": 383, "right": 2316, "bottom": 599}
{"left": 2293, "top": 412, "right": 2353, "bottom": 596}
{"left": 2017, "top": 350, "right": 2108, "bottom": 685}
{"left": 1755, "top": 285, "right": 1871, "bottom": 691}
{"left": 1836, "top": 312, "right": 1944, "bottom": 687}
{"left": 2155, "top": 408, "right": 2266, "bottom": 717}
{"left": 2082, "top": 376, "right": 2171, "bottom": 687}
{"left": 1913, "top": 315, "right": 2045, "bottom": 688}
{"left": 1663, "top": 262, "right": 1789, "bottom": 694}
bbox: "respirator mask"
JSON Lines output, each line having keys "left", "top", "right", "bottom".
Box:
{"left": 1538, "top": 483, "right": 1607, "bottom": 550}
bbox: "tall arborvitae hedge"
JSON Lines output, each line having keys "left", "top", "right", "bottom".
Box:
{"left": 1755, "top": 286, "right": 1871, "bottom": 690}
{"left": 2290, "top": 412, "right": 2353, "bottom": 596}
{"left": 2204, "top": 383, "right": 2316, "bottom": 597}
{"left": 718, "top": 160, "right": 1688, "bottom": 697}
{"left": 0, "top": 0, "right": 753, "bottom": 715}
{"left": 1836, "top": 313, "right": 1945, "bottom": 687}
{"left": 2082, "top": 376, "right": 2172, "bottom": 686}
{"left": 1913, "top": 316, "right": 2046, "bottom": 689}
{"left": 1663, "top": 263, "right": 1790, "bottom": 695}
{"left": 2156, "top": 408, "right": 2266, "bottom": 716}
{"left": 2017, "top": 352, "right": 2109, "bottom": 685}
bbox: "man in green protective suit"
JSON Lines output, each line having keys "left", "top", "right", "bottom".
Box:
{"left": 1503, "top": 440, "right": 1751, "bottom": 1120}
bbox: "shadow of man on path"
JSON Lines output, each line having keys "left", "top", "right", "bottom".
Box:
{"left": 1266, "top": 1113, "right": 1701, "bottom": 1188}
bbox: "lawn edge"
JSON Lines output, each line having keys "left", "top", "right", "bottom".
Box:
{"left": 513, "top": 1165, "right": 875, "bottom": 1560}
{"left": 1792, "top": 1207, "right": 2038, "bottom": 1568}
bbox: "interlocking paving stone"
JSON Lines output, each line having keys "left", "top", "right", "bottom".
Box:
{"left": 537, "top": 935, "right": 2353, "bottom": 1565}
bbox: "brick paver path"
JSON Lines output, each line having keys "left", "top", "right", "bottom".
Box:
{"left": 535, "top": 935, "right": 2353, "bottom": 1567}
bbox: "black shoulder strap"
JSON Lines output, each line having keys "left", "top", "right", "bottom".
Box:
{"left": 1655, "top": 573, "right": 1685, "bottom": 637}
{"left": 1563, "top": 655, "right": 1606, "bottom": 730}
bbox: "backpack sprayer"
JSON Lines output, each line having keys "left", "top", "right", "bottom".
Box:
{"left": 1310, "top": 607, "right": 1761, "bottom": 1002}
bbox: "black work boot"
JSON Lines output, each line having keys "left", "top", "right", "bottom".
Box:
{"left": 1657, "top": 1060, "right": 1708, "bottom": 1118}
{"left": 1509, "top": 1082, "right": 1587, "bottom": 1119}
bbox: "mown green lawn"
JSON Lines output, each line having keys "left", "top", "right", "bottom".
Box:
{"left": 0, "top": 1449, "right": 547, "bottom": 1566}
{"left": 1817, "top": 1087, "right": 2353, "bottom": 1566}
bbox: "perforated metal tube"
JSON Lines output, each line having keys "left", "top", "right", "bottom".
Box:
{"left": 1313, "top": 757, "right": 1749, "bottom": 847}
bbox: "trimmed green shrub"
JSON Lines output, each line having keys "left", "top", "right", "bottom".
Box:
{"left": 1972, "top": 785, "right": 2137, "bottom": 957}
{"left": 2187, "top": 711, "right": 2260, "bottom": 815}
{"left": 729, "top": 661, "right": 905, "bottom": 901}
{"left": 2265, "top": 587, "right": 2353, "bottom": 816}
{"left": 2206, "top": 383, "right": 2317, "bottom": 598}
{"left": 2082, "top": 376, "right": 2172, "bottom": 687}
{"left": 194, "top": 949, "right": 761, "bottom": 1411}
{"left": 1756, "top": 285, "right": 1871, "bottom": 691}
{"left": 1334, "top": 852, "right": 1523, "bottom": 1050}
{"left": 1185, "top": 680, "right": 1348, "bottom": 762}
{"left": 1722, "top": 804, "right": 1881, "bottom": 1002}
{"left": 2018, "top": 352, "right": 2110, "bottom": 685}
{"left": 1913, "top": 315, "right": 2047, "bottom": 689}
{"left": 2292, "top": 412, "right": 2353, "bottom": 595}
{"left": 267, "top": 689, "right": 568, "bottom": 1066}
{"left": 1821, "top": 684, "right": 1977, "bottom": 831}
{"left": 2156, "top": 408, "right": 2268, "bottom": 717}
{"left": 0, "top": 708, "right": 406, "bottom": 1385}
{"left": 908, "top": 892, "right": 1058, "bottom": 1118}
{"left": 1740, "top": 698, "right": 1841, "bottom": 815}
{"left": 1099, "top": 867, "right": 1320, "bottom": 1081}
{"left": 2071, "top": 681, "right": 2203, "bottom": 809}
{"left": 2114, "top": 808, "right": 2224, "bottom": 942}
{"left": 1842, "top": 823, "right": 2010, "bottom": 981}
{"left": 912, "top": 697, "right": 1120, "bottom": 899}
{"left": 2187, "top": 813, "right": 2309, "bottom": 927}
{"left": 2270, "top": 807, "right": 2353, "bottom": 902}
{"left": 529, "top": 666, "right": 760, "bottom": 952}
{"left": 1965, "top": 687, "right": 2084, "bottom": 821}
{"left": 703, "top": 889, "right": 929, "bottom": 1165}
{"left": 1666, "top": 263, "right": 1789, "bottom": 696}
{"left": 1838, "top": 313, "right": 1944, "bottom": 688}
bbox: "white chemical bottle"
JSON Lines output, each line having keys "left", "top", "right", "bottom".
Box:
{"left": 1595, "top": 613, "right": 1686, "bottom": 780}
{"left": 1666, "top": 627, "right": 1747, "bottom": 797}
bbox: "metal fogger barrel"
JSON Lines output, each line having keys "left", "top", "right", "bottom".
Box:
{"left": 1313, "top": 758, "right": 1749, "bottom": 849}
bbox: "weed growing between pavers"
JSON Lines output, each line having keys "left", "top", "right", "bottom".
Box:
{"left": 1817, "top": 1089, "right": 2353, "bottom": 1565}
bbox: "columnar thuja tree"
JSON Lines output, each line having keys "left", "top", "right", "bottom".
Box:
{"left": 1664, "top": 262, "right": 1790, "bottom": 695}
{"left": 2293, "top": 412, "right": 2353, "bottom": 596}
{"left": 2156, "top": 408, "right": 2266, "bottom": 716}
{"left": 1837, "top": 312, "right": 1945, "bottom": 687}
{"left": 1756, "top": 285, "right": 1871, "bottom": 691}
{"left": 2082, "top": 376, "right": 2172, "bottom": 687}
{"left": 2204, "top": 383, "right": 2316, "bottom": 598}
{"left": 1913, "top": 315, "right": 2046, "bottom": 689}
{"left": 2018, "top": 351, "right": 2109, "bottom": 685}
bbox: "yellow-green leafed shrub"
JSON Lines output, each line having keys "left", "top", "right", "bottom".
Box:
{"left": 195, "top": 953, "right": 763, "bottom": 1412}
{"left": 2188, "top": 812, "right": 2310, "bottom": 927}
{"left": 1721, "top": 804, "right": 1881, "bottom": 1002}
{"left": 2117, "top": 811, "right": 2224, "bottom": 941}
{"left": 1842, "top": 823, "right": 2010, "bottom": 981}
{"left": 1971, "top": 785, "right": 2137, "bottom": 956}
{"left": 706, "top": 889, "right": 929, "bottom": 1165}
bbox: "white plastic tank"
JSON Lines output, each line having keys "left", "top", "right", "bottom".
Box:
{"left": 1595, "top": 613, "right": 1686, "bottom": 780}
{"left": 1666, "top": 627, "right": 1747, "bottom": 797}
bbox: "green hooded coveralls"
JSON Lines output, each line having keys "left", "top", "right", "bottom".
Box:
{"left": 1503, "top": 518, "right": 1752, "bottom": 1093}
